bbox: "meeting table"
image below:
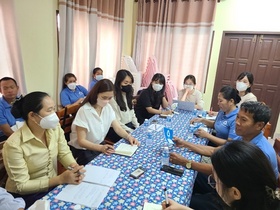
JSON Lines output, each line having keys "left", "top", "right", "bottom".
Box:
{"left": 43, "top": 109, "right": 208, "bottom": 210}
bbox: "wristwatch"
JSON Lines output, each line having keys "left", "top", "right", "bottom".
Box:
{"left": 185, "top": 160, "right": 192, "bottom": 169}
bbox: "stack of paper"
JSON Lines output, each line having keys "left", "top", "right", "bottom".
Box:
{"left": 56, "top": 165, "right": 120, "bottom": 208}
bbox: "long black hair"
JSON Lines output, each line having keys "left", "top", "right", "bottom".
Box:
{"left": 146, "top": 73, "right": 166, "bottom": 108}
{"left": 212, "top": 141, "right": 279, "bottom": 210}
{"left": 114, "top": 70, "right": 134, "bottom": 111}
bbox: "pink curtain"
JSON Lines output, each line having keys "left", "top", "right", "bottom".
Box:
{"left": 0, "top": 0, "right": 27, "bottom": 95}
{"left": 58, "top": 0, "right": 124, "bottom": 102}
{"left": 134, "top": 0, "right": 217, "bottom": 92}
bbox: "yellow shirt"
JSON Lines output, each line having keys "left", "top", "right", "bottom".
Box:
{"left": 3, "top": 123, "right": 76, "bottom": 195}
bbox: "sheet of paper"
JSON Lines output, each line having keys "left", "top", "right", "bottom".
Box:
{"left": 83, "top": 165, "right": 120, "bottom": 187}
{"left": 56, "top": 182, "right": 109, "bottom": 208}
{"left": 206, "top": 114, "right": 216, "bottom": 120}
{"left": 148, "top": 124, "right": 164, "bottom": 132}
{"left": 114, "top": 143, "right": 138, "bottom": 157}
{"left": 143, "top": 202, "right": 162, "bottom": 210}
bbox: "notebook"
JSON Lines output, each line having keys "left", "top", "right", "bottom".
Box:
{"left": 114, "top": 143, "right": 138, "bottom": 157}
{"left": 172, "top": 100, "right": 195, "bottom": 111}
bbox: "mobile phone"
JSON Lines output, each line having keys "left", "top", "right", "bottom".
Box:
{"left": 160, "top": 165, "right": 184, "bottom": 177}
{"left": 159, "top": 114, "right": 168, "bottom": 118}
{"left": 130, "top": 167, "right": 145, "bottom": 179}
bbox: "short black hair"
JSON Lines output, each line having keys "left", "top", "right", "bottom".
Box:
{"left": 240, "top": 101, "right": 271, "bottom": 125}
{"left": 0, "top": 77, "right": 18, "bottom": 86}
{"left": 183, "top": 75, "right": 196, "bottom": 85}
{"left": 219, "top": 85, "right": 241, "bottom": 105}
{"left": 92, "top": 67, "right": 103, "bottom": 75}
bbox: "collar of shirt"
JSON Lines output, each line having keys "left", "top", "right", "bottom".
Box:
{"left": 21, "top": 122, "right": 54, "bottom": 143}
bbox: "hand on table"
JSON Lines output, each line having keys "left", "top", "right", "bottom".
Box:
{"left": 128, "top": 135, "right": 140, "bottom": 146}
{"left": 100, "top": 144, "right": 115, "bottom": 155}
{"left": 194, "top": 128, "right": 209, "bottom": 138}
{"left": 189, "top": 117, "right": 203, "bottom": 124}
{"left": 162, "top": 199, "right": 193, "bottom": 210}
{"left": 162, "top": 109, "right": 173, "bottom": 115}
{"left": 59, "top": 164, "right": 85, "bottom": 185}
{"left": 173, "top": 137, "right": 186, "bottom": 148}
{"left": 169, "top": 152, "right": 188, "bottom": 166}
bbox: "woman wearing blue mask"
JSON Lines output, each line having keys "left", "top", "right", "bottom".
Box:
{"left": 60, "top": 73, "right": 88, "bottom": 107}
{"left": 3, "top": 91, "right": 85, "bottom": 209}
{"left": 135, "top": 73, "right": 172, "bottom": 124}
{"left": 107, "top": 70, "right": 139, "bottom": 143}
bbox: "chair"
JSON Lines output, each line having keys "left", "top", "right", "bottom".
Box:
{"left": 273, "top": 138, "right": 280, "bottom": 187}
{"left": 56, "top": 107, "right": 66, "bottom": 127}
{"left": 263, "top": 122, "right": 271, "bottom": 139}
{"left": 63, "top": 104, "right": 81, "bottom": 141}
{"left": 0, "top": 141, "right": 7, "bottom": 188}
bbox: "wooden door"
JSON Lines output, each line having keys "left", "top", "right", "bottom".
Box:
{"left": 212, "top": 32, "right": 280, "bottom": 135}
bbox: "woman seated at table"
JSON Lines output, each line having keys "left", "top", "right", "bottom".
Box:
{"left": 60, "top": 73, "right": 88, "bottom": 107}
{"left": 107, "top": 70, "right": 139, "bottom": 143}
{"left": 178, "top": 74, "right": 204, "bottom": 110}
{"left": 135, "top": 73, "right": 172, "bottom": 124}
{"left": 3, "top": 92, "right": 85, "bottom": 209}
{"left": 190, "top": 86, "right": 241, "bottom": 146}
{"left": 236, "top": 71, "right": 257, "bottom": 107}
{"left": 68, "top": 79, "right": 139, "bottom": 165}
{"left": 162, "top": 141, "right": 280, "bottom": 210}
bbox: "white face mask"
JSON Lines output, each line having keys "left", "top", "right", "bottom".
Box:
{"left": 95, "top": 75, "right": 103, "bottom": 81}
{"left": 184, "top": 84, "right": 194, "bottom": 90}
{"left": 37, "top": 112, "right": 59, "bottom": 129}
{"left": 236, "top": 81, "right": 248, "bottom": 92}
{"left": 97, "top": 98, "right": 110, "bottom": 107}
{"left": 152, "top": 83, "right": 163, "bottom": 92}
{"left": 67, "top": 82, "right": 76, "bottom": 90}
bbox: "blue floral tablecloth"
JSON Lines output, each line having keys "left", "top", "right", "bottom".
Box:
{"left": 44, "top": 110, "right": 207, "bottom": 209}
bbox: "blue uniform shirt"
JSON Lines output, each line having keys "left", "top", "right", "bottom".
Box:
{"left": 89, "top": 79, "right": 98, "bottom": 91}
{"left": 0, "top": 97, "right": 23, "bottom": 137}
{"left": 60, "top": 85, "right": 88, "bottom": 107}
{"left": 249, "top": 132, "right": 279, "bottom": 178}
{"left": 214, "top": 108, "right": 240, "bottom": 141}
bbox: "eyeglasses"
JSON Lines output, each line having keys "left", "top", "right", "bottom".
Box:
{"left": 208, "top": 174, "right": 216, "bottom": 189}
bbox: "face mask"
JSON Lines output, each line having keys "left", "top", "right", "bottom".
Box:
{"left": 67, "top": 82, "right": 76, "bottom": 90}
{"left": 37, "top": 112, "right": 59, "bottom": 129}
{"left": 97, "top": 98, "right": 110, "bottom": 107}
{"left": 95, "top": 75, "right": 103, "bottom": 81}
{"left": 152, "top": 83, "right": 163, "bottom": 92}
{"left": 184, "top": 84, "right": 194, "bottom": 90}
{"left": 236, "top": 81, "right": 248, "bottom": 92}
{"left": 121, "top": 85, "right": 132, "bottom": 93}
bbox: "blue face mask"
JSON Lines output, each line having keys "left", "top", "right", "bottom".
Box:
{"left": 95, "top": 75, "right": 103, "bottom": 81}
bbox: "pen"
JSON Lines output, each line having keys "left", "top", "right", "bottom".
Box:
{"left": 210, "top": 107, "right": 213, "bottom": 115}
{"left": 67, "top": 166, "right": 84, "bottom": 175}
{"left": 164, "top": 188, "right": 170, "bottom": 207}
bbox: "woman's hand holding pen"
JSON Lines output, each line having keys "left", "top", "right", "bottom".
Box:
{"left": 127, "top": 135, "right": 140, "bottom": 146}
{"left": 59, "top": 164, "right": 85, "bottom": 185}
{"left": 162, "top": 199, "right": 193, "bottom": 210}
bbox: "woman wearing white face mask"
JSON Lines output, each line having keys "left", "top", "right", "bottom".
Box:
{"left": 68, "top": 79, "right": 140, "bottom": 165}
{"left": 235, "top": 71, "right": 257, "bottom": 107}
{"left": 3, "top": 92, "right": 85, "bottom": 209}
{"left": 178, "top": 75, "right": 204, "bottom": 110}
{"left": 60, "top": 73, "right": 88, "bottom": 107}
{"left": 135, "top": 73, "right": 172, "bottom": 124}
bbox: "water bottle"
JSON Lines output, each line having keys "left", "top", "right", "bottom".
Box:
{"left": 166, "top": 116, "right": 172, "bottom": 129}
{"left": 161, "top": 146, "right": 170, "bottom": 166}
{"left": 143, "top": 119, "right": 149, "bottom": 131}
{"left": 146, "top": 130, "right": 153, "bottom": 146}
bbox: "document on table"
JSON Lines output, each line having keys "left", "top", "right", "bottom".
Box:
{"left": 148, "top": 124, "right": 165, "bottom": 132}
{"left": 55, "top": 165, "right": 120, "bottom": 208}
{"left": 143, "top": 202, "right": 162, "bottom": 210}
{"left": 114, "top": 143, "right": 138, "bottom": 157}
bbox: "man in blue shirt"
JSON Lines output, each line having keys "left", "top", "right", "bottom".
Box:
{"left": 88, "top": 67, "right": 103, "bottom": 91}
{"left": 169, "top": 101, "right": 278, "bottom": 209}
{"left": 0, "top": 77, "right": 23, "bottom": 141}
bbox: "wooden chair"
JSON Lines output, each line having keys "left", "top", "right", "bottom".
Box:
{"left": 0, "top": 141, "right": 7, "bottom": 188}
{"left": 263, "top": 122, "right": 271, "bottom": 139}
{"left": 63, "top": 104, "right": 81, "bottom": 141}
{"left": 56, "top": 107, "right": 66, "bottom": 127}
{"left": 273, "top": 138, "right": 280, "bottom": 187}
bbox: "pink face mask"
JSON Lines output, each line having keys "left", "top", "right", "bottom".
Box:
{"left": 97, "top": 98, "right": 110, "bottom": 107}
